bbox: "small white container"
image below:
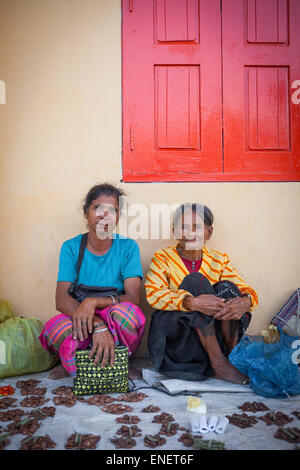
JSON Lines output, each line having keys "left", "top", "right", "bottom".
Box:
{"left": 208, "top": 415, "right": 219, "bottom": 432}
{"left": 198, "top": 414, "right": 209, "bottom": 434}
{"left": 215, "top": 416, "right": 229, "bottom": 434}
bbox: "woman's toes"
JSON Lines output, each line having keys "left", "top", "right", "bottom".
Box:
{"left": 212, "top": 359, "right": 249, "bottom": 385}
{"left": 49, "top": 364, "right": 70, "bottom": 380}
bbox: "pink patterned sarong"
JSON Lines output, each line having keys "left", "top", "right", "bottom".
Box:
{"left": 39, "top": 302, "right": 145, "bottom": 376}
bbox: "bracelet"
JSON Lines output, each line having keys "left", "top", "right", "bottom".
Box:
{"left": 108, "top": 294, "right": 120, "bottom": 304}
{"left": 108, "top": 295, "right": 116, "bottom": 305}
{"left": 93, "top": 321, "right": 105, "bottom": 330}
{"left": 93, "top": 327, "right": 108, "bottom": 334}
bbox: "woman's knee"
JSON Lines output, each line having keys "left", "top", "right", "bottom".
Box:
{"left": 179, "top": 272, "right": 214, "bottom": 296}
{"left": 42, "top": 313, "right": 72, "bottom": 335}
{"left": 213, "top": 280, "right": 242, "bottom": 298}
{"left": 110, "top": 302, "right": 146, "bottom": 328}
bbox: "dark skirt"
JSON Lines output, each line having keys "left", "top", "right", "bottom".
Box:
{"left": 147, "top": 272, "right": 251, "bottom": 381}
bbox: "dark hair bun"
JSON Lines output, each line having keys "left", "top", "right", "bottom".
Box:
{"left": 83, "top": 183, "right": 125, "bottom": 215}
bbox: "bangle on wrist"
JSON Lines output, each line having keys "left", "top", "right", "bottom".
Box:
{"left": 108, "top": 294, "right": 120, "bottom": 304}
{"left": 93, "top": 321, "right": 105, "bottom": 330}
{"left": 108, "top": 295, "right": 116, "bottom": 305}
{"left": 93, "top": 327, "right": 108, "bottom": 334}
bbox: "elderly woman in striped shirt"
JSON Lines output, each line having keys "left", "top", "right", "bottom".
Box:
{"left": 145, "top": 203, "right": 258, "bottom": 385}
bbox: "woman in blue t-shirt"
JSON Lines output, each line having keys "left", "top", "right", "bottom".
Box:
{"left": 39, "top": 183, "right": 145, "bottom": 379}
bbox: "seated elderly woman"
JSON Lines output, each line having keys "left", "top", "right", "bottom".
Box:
{"left": 39, "top": 183, "right": 145, "bottom": 379}
{"left": 145, "top": 203, "right": 258, "bottom": 384}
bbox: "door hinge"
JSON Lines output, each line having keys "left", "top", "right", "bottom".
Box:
{"left": 129, "top": 0, "right": 133, "bottom": 12}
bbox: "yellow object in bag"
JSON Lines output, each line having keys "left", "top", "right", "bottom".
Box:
{"left": 0, "top": 299, "right": 57, "bottom": 378}
{"left": 261, "top": 324, "right": 280, "bottom": 343}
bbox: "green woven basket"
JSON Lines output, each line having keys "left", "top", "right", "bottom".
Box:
{"left": 73, "top": 345, "right": 129, "bottom": 396}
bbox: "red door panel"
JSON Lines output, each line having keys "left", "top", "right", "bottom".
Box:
{"left": 155, "top": 65, "right": 200, "bottom": 150}
{"left": 156, "top": 0, "right": 199, "bottom": 43}
{"left": 245, "top": 67, "right": 290, "bottom": 151}
{"left": 222, "top": 0, "right": 300, "bottom": 180}
{"left": 247, "top": 0, "right": 288, "bottom": 44}
{"left": 122, "top": 0, "right": 222, "bottom": 181}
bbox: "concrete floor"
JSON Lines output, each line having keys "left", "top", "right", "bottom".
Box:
{"left": 1, "top": 356, "right": 300, "bottom": 451}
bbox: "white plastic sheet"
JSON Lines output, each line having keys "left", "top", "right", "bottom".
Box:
{"left": 1, "top": 369, "right": 299, "bottom": 450}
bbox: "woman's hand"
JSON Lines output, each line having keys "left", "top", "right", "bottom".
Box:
{"left": 214, "top": 297, "right": 251, "bottom": 321}
{"left": 72, "top": 297, "right": 109, "bottom": 341}
{"left": 183, "top": 294, "right": 227, "bottom": 316}
{"left": 89, "top": 329, "right": 115, "bottom": 368}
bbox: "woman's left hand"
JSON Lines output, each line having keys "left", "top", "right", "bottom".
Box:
{"left": 213, "top": 297, "right": 251, "bottom": 321}
{"left": 89, "top": 329, "right": 115, "bottom": 368}
{"left": 72, "top": 297, "right": 109, "bottom": 341}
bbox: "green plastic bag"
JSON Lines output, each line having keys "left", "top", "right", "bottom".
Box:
{"left": 0, "top": 299, "right": 57, "bottom": 378}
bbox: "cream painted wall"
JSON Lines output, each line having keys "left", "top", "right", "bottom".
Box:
{"left": 0, "top": 0, "right": 299, "bottom": 356}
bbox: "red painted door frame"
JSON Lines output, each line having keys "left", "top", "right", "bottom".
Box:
{"left": 122, "top": 0, "right": 300, "bottom": 182}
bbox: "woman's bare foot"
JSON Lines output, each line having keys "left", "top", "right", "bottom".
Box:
{"left": 194, "top": 325, "right": 249, "bottom": 385}
{"left": 211, "top": 357, "right": 249, "bottom": 385}
{"left": 49, "top": 364, "right": 70, "bottom": 380}
{"left": 128, "top": 367, "right": 142, "bottom": 380}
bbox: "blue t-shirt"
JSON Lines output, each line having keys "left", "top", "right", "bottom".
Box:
{"left": 57, "top": 233, "right": 143, "bottom": 293}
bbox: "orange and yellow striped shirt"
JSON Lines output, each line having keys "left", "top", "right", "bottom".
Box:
{"left": 145, "top": 245, "right": 258, "bottom": 312}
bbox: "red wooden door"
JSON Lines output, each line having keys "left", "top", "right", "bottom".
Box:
{"left": 222, "top": 0, "right": 300, "bottom": 181}
{"left": 122, "top": 0, "right": 222, "bottom": 181}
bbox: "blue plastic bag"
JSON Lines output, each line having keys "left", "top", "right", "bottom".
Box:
{"left": 229, "top": 328, "right": 300, "bottom": 398}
